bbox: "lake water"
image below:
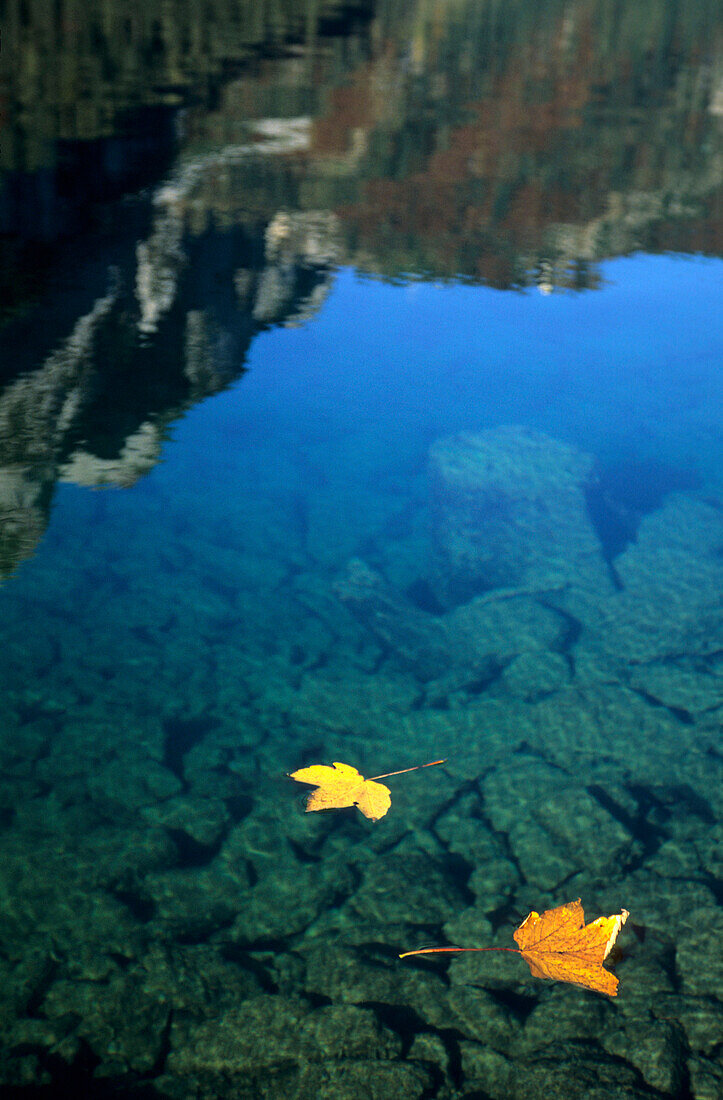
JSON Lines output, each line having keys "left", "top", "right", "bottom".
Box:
{"left": 1, "top": 2, "right": 722, "bottom": 1097}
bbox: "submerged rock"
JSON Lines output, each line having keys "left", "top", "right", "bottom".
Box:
{"left": 163, "top": 997, "right": 410, "bottom": 1098}
{"left": 42, "top": 973, "right": 169, "bottom": 1075}
{"left": 429, "top": 426, "right": 612, "bottom": 607}
{"left": 602, "top": 1019, "right": 686, "bottom": 1095}
{"left": 687, "top": 1054, "right": 723, "bottom": 1100}
{"left": 299, "top": 939, "right": 450, "bottom": 1023}
{"left": 335, "top": 556, "right": 569, "bottom": 695}
{"left": 482, "top": 757, "right": 639, "bottom": 889}
{"left": 500, "top": 649, "right": 572, "bottom": 700}
{"left": 333, "top": 558, "right": 454, "bottom": 681}
{"left": 295, "top": 1060, "right": 433, "bottom": 1100}
{"left": 574, "top": 493, "right": 723, "bottom": 673}
{"left": 348, "top": 851, "right": 468, "bottom": 926}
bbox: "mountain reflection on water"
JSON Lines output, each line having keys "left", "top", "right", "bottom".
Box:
{"left": 0, "top": 2, "right": 722, "bottom": 1098}
{"left": 1, "top": 0, "right": 721, "bottom": 577}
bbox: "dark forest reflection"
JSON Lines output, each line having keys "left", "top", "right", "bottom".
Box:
{"left": 3, "top": 0, "right": 721, "bottom": 279}
{"left": 0, "top": 0, "right": 721, "bottom": 576}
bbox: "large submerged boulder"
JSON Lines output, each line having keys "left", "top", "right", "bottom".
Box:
{"left": 429, "top": 426, "right": 612, "bottom": 607}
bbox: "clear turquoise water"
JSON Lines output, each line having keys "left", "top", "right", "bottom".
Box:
{"left": 2, "top": 252, "right": 721, "bottom": 1096}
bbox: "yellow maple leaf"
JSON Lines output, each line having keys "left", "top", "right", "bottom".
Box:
{"left": 289, "top": 762, "right": 391, "bottom": 820}
{"left": 288, "top": 759, "right": 446, "bottom": 821}
{"left": 400, "top": 898, "right": 629, "bottom": 996}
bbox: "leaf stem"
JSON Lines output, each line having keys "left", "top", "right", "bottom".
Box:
{"left": 370, "top": 759, "right": 447, "bottom": 781}
{"left": 399, "top": 946, "right": 521, "bottom": 959}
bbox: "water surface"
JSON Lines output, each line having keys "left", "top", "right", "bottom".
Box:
{"left": 1, "top": 2, "right": 721, "bottom": 1097}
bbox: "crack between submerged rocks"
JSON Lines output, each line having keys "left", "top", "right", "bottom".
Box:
{"left": 628, "top": 686, "right": 695, "bottom": 726}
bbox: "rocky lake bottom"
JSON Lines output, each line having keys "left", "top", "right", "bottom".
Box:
{"left": 0, "top": 425, "right": 721, "bottom": 1099}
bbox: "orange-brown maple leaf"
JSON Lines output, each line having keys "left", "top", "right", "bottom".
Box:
{"left": 513, "top": 898, "right": 629, "bottom": 995}
{"left": 400, "top": 898, "right": 629, "bottom": 996}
